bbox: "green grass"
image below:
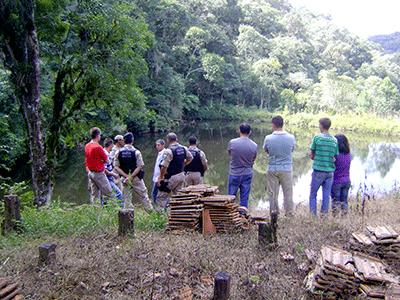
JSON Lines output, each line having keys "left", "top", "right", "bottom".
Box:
{"left": 0, "top": 200, "right": 167, "bottom": 249}
{"left": 195, "top": 106, "right": 400, "bottom": 135}
{"left": 284, "top": 112, "right": 400, "bottom": 136}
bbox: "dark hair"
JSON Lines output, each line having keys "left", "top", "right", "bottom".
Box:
{"left": 156, "top": 139, "right": 165, "bottom": 145}
{"left": 124, "top": 132, "right": 134, "bottom": 144}
{"left": 239, "top": 123, "right": 251, "bottom": 135}
{"left": 335, "top": 134, "right": 350, "bottom": 154}
{"left": 188, "top": 136, "right": 197, "bottom": 145}
{"left": 167, "top": 132, "right": 178, "bottom": 142}
{"left": 90, "top": 127, "right": 101, "bottom": 139}
{"left": 271, "top": 115, "right": 284, "bottom": 128}
{"left": 319, "top": 118, "right": 331, "bottom": 130}
{"left": 104, "top": 137, "right": 113, "bottom": 148}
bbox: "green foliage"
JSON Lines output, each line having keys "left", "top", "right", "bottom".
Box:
{"left": 0, "top": 201, "right": 167, "bottom": 249}
{"left": 2, "top": 0, "right": 400, "bottom": 191}
{"left": 285, "top": 112, "right": 400, "bottom": 136}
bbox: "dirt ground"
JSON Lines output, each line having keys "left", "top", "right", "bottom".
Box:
{"left": 1, "top": 199, "right": 400, "bottom": 300}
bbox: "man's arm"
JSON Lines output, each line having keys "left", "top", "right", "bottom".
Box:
{"left": 309, "top": 136, "right": 316, "bottom": 160}
{"left": 99, "top": 147, "right": 110, "bottom": 164}
{"left": 201, "top": 151, "right": 208, "bottom": 171}
{"left": 157, "top": 150, "right": 171, "bottom": 184}
{"left": 114, "top": 165, "right": 129, "bottom": 178}
{"left": 263, "top": 136, "right": 269, "bottom": 154}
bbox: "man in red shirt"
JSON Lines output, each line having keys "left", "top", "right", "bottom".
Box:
{"left": 85, "top": 127, "right": 112, "bottom": 204}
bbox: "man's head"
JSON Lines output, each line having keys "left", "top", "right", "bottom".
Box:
{"left": 188, "top": 136, "right": 197, "bottom": 146}
{"left": 166, "top": 132, "right": 178, "bottom": 145}
{"left": 90, "top": 127, "right": 101, "bottom": 142}
{"left": 124, "top": 132, "right": 134, "bottom": 145}
{"left": 114, "top": 135, "right": 124, "bottom": 147}
{"left": 104, "top": 137, "right": 114, "bottom": 151}
{"left": 271, "top": 115, "right": 284, "bottom": 131}
{"left": 319, "top": 118, "right": 331, "bottom": 132}
{"left": 155, "top": 139, "right": 165, "bottom": 152}
{"left": 239, "top": 123, "right": 251, "bottom": 136}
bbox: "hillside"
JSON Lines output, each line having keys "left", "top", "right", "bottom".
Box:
{"left": 369, "top": 32, "right": 400, "bottom": 53}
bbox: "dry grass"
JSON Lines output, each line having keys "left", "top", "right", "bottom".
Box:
{"left": 1, "top": 197, "right": 399, "bottom": 300}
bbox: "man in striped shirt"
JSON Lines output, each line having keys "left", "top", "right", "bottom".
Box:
{"left": 309, "top": 118, "right": 339, "bottom": 215}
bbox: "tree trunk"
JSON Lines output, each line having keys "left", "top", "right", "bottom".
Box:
{"left": 259, "top": 87, "right": 264, "bottom": 109}
{"left": 0, "top": 1, "right": 52, "bottom": 206}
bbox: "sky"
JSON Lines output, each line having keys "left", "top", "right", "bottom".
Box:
{"left": 289, "top": 0, "right": 400, "bottom": 37}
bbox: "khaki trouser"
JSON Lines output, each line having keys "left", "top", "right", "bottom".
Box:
{"left": 185, "top": 172, "right": 203, "bottom": 186}
{"left": 155, "top": 172, "right": 185, "bottom": 211}
{"left": 123, "top": 176, "right": 153, "bottom": 211}
{"left": 88, "top": 171, "right": 113, "bottom": 204}
{"left": 266, "top": 171, "right": 294, "bottom": 216}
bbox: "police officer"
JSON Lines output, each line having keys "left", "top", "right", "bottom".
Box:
{"left": 114, "top": 132, "right": 153, "bottom": 211}
{"left": 184, "top": 136, "right": 208, "bottom": 186}
{"left": 156, "top": 132, "right": 193, "bottom": 210}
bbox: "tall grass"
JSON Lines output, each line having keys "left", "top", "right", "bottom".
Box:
{"left": 0, "top": 200, "right": 167, "bottom": 249}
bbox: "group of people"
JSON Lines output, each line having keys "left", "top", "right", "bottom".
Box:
{"left": 84, "top": 128, "right": 208, "bottom": 212}
{"left": 84, "top": 115, "right": 351, "bottom": 217}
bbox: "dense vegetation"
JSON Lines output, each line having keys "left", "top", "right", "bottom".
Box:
{"left": 370, "top": 32, "right": 400, "bottom": 53}
{"left": 1, "top": 0, "right": 400, "bottom": 202}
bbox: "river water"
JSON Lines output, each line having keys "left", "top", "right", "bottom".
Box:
{"left": 54, "top": 122, "right": 400, "bottom": 209}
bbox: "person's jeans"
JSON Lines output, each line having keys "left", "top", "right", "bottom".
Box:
{"left": 309, "top": 171, "right": 333, "bottom": 215}
{"left": 109, "top": 180, "right": 123, "bottom": 201}
{"left": 152, "top": 182, "right": 158, "bottom": 204}
{"left": 228, "top": 174, "right": 253, "bottom": 208}
{"left": 331, "top": 182, "right": 351, "bottom": 214}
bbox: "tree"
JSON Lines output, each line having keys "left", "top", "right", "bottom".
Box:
{"left": 0, "top": 0, "right": 52, "bottom": 206}
{"left": 252, "top": 58, "right": 283, "bottom": 110}
{"left": 35, "top": 0, "right": 153, "bottom": 166}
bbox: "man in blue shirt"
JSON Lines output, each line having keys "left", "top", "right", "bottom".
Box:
{"left": 263, "top": 116, "right": 296, "bottom": 216}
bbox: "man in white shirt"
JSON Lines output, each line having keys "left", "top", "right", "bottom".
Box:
{"left": 152, "top": 139, "right": 165, "bottom": 203}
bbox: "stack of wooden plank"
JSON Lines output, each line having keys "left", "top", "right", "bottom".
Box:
{"left": 200, "top": 195, "right": 243, "bottom": 233}
{"left": 167, "top": 194, "right": 203, "bottom": 231}
{"left": 349, "top": 225, "right": 400, "bottom": 265}
{"left": 386, "top": 284, "right": 400, "bottom": 299}
{"left": 178, "top": 184, "right": 219, "bottom": 196}
{"left": 306, "top": 246, "right": 360, "bottom": 298}
{"left": 0, "top": 277, "right": 23, "bottom": 300}
{"left": 305, "top": 246, "right": 400, "bottom": 299}
{"left": 354, "top": 252, "right": 399, "bottom": 299}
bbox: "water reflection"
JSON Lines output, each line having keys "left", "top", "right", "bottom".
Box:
{"left": 53, "top": 123, "right": 400, "bottom": 210}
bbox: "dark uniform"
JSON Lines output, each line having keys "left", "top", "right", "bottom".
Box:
{"left": 184, "top": 146, "right": 208, "bottom": 186}
{"left": 114, "top": 145, "right": 153, "bottom": 211}
{"left": 155, "top": 143, "right": 193, "bottom": 210}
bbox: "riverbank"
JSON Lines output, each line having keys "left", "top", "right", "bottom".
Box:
{"left": 1, "top": 195, "right": 399, "bottom": 299}
{"left": 195, "top": 106, "right": 400, "bottom": 136}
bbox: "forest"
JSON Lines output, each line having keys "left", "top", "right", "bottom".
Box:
{"left": 1, "top": 0, "right": 400, "bottom": 204}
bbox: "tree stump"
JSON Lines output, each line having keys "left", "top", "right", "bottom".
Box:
{"left": 213, "top": 272, "right": 231, "bottom": 300}
{"left": 1, "top": 195, "right": 22, "bottom": 235}
{"left": 38, "top": 243, "right": 57, "bottom": 266}
{"left": 258, "top": 213, "right": 278, "bottom": 248}
{"left": 118, "top": 209, "right": 134, "bottom": 237}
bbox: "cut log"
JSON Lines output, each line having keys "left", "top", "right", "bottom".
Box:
{"left": 213, "top": 271, "right": 231, "bottom": 300}
{"left": 38, "top": 243, "right": 57, "bottom": 266}
{"left": 118, "top": 209, "right": 134, "bottom": 237}
{"left": 258, "top": 220, "right": 277, "bottom": 248}
{"left": 1, "top": 195, "right": 22, "bottom": 235}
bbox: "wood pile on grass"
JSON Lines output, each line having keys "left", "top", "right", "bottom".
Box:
{"left": 166, "top": 184, "right": 245, "bottom": 233}
{"left": 305, "top": 245, "right": 400, "bottom": 299}
{"left": 0, "top": 277, "right": 23, "bottom": 300}
{"left": 349, "top": 225, "right": 400, "bottom": 266}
